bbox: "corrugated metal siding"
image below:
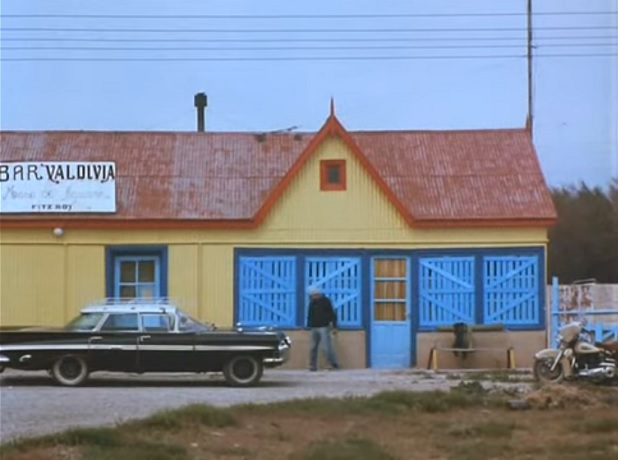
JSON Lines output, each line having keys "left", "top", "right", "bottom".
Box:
{"left": 0, "top": 245, "right": 66, "bottom": 325}
{"left": 0, "top": 232, "right": 548, "bottom": 327}
{"left": 351, "top": 130, "right": 556, "bottom": 221}
{"left": 1, "top": 127, "right": 556, "bottom": 223}
{"left": 168, "top": 245, "right": 200, "bottom": 316}
{"left": 200, "top": 245, "right": 234, "bottom": 325}
{"left": 1, "top": 132, "right": 311, "bottom": 220}
{"left": 2, "top": 226, "right": 549, "bottom": 247}
{"left": 65, "top": 245, "right": 105, "bottom": 320}
{"left": 265, "top": 137, "right": 408, "bottom": 239}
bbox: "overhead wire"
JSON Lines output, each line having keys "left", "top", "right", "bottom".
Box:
{"left": 2, "top": 36, "right": 616, "bottom": 43}
{"left": 3, "top": 54, "right": 617, "bottom": 62}
{"left": 0, "top": 11, "right": 614, "bottom": 19}
{"left": 2, "top": 11, "right": 615, "bottom": 62}
{"left": 3, "top": 44, "right": 616, "bottom": 51}
{"left": 2, "top": 25, "right": 617, "bottom": 33}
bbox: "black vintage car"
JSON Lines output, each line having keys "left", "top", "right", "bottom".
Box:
{"left": 0, "top": 299, "right": 292, "bottom": 387}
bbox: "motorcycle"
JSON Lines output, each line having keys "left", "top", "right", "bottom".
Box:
{"left": 533, "top": 321, "right": 617, "bottom": 384}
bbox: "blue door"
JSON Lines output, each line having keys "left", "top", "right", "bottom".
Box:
{"left": 418, "top": 256, "right": 476, "bottom": 327}
{"left": 305, "top": 257, "right": 362, "bottom": 328}
{"left": 237, "top": 257, "right": 297, "bottom": 327}
{"left": 483, "top": 255, "right": 541, "bottom": 326}
{"left": 370, "top": 257, "right": 412, "bottom": 368}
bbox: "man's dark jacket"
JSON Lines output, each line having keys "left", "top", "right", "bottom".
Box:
{"left": 307, "top": 295, "right": 338, "bottom": 328}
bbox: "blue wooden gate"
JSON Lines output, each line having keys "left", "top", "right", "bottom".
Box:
{"left": 237, "top": 256, "right": 297, "bottom": 327}
{"left": 483, "top": 255, "right": 540, "bottom": 326}
{"left": 305, "top": 257, "right": 362, "bottom": 327}
{"left": 418, "top": 257, "right": 475, "bottom": 327}
{"left": 371, "top": 257, "right": 411, "bottom": 368}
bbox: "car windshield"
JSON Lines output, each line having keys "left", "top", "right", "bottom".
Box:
{"left": 178, "top": 313, "right": 213, "bottom": 332}
{"left": 65, "top": 313, "right": 105, "bottom": 331}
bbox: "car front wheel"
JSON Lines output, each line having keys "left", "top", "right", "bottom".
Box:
{"left": 51, "top": 355, "right": 89, "bottom": 387}
{"left": 223, "top": 355, "right": 263, "bottom": 387}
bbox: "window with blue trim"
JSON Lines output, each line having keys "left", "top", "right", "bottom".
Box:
{"left": 106, "top": 246, "right": 168, "bottom": 299}
{"left": 115, "top": 256, "right": 160, "bottom": 298}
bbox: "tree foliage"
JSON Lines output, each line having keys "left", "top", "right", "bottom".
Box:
{"left": 548, "top": 178, "right": 618, "bottom": 283}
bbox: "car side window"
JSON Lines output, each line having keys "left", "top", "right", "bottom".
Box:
{"left": 100, "top": 313, "right": 139, "bottom": 331}
{"left": 141, "top": 314, "right": 172, "bottom": 332}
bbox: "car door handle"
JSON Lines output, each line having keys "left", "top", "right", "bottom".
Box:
{"left": 139, "top": 335, "right": 151, "bottom": 342}
{"left": 89, "top": 336, "right": 103, "bottom": 342}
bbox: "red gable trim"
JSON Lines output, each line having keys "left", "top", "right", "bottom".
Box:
{"left": 252, "top": 113, "right": 416, "bottom": 226}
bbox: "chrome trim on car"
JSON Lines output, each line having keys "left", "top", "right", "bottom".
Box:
{"left": 0, "top": 354, "right": 10, "bottom": 363}
{"left": 0, "top": 344, "right": 278, "bottom": 352}
{"left": 18, "top": 354, "right": 33, "bottom": 363}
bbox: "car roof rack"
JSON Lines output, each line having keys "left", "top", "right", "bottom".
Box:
{"left": 81, "top": 297, "right": 183, "bottom": 313}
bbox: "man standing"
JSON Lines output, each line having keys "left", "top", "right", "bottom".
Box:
{"left": 306, "top": 286, "right": 340, "bottom": 371}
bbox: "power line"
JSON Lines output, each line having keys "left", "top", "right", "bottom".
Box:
{"left": 3, "top": 43, "right": 616, "bottom": 52}
{"left": 0, "top": 11, "right": 614, "bottom": 19}
{"left": 3, "top": 26, "right": 617, "bottom": 33}
{"left": 3, "top": 36, "right": 616, "bottom": 43}
{"left": 2, "top": 53, "right": 616, "bottom": 62}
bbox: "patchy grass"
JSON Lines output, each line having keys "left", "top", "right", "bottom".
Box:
{"left": 572, "top": 417, "right": 618, "bottom": 434}
{"left": 2, "top": 384, "right": 618, "bottom": 460}
{"left": 444, "top": 420, "right": 518, "bottom": 438}
{"left": 239, "top": 381, "right": 499, "bottom": 417}
{"left": 82, "top": 441, "right": 188, "bottom": 460}
{"left": 446, "top": 370, "right": 534, "bottom": 383}
{"left": 291, "top": 436, "right": 395, "bottom": 460}
{"left": 127, "top": 403, "right": 237, "bottom": 431}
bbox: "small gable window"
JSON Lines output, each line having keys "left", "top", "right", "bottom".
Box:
{"left": 320, "top": 160, "right": 346, "bottom": 191}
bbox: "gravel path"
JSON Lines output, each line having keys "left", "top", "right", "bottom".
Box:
{"left": 0, "top": 369, "right": 533, "bottom": 444}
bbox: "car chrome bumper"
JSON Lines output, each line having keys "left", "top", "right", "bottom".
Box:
{"left": 264, "top": 340, "right": 291, "bottom": 365}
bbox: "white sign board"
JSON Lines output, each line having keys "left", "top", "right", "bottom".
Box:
{"left": 0, "top": 162, "right": 117, "bottom": 213}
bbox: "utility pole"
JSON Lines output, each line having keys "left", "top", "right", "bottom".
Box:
{"left": 527, "top": 0, "right": 534, "bottom": 137}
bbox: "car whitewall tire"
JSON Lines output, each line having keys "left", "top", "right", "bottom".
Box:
{"left": 223, "top": 354, "right": 263, "bottom": 387}
{"left": 51, "top": 355, "right": 89, "bottom": 387}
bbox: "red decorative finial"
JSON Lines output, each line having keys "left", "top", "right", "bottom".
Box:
{"left": 330, "top": 97, "right": 335, "bottom": 117}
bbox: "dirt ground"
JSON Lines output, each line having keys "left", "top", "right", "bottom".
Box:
{"left": 3, "top": 383, "right": 618, "bottom": 460}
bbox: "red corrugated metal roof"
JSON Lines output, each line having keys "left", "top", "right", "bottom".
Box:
{"left": 351, "top": 130, "right": 557, "bottom": 221}
{"left": 0, "top": 116, "right": 557, "bottom": 227}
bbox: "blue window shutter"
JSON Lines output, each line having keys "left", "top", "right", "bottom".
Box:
{"left": 419, "top": 256, "right": 475, "bottom": 327}
{"left": 238, "top": 256, "right": 297, "bottom": 327}
{"left": 483, "top": 255, "right": 540, "bottom": 326}
{"left": 305, "top": 257, "right": 362, "bottom": 328}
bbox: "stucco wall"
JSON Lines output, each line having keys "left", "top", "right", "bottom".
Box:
{"left": 417, "top": 330, "right": 546, "bottom": 370}
{"left": 278, "top": 330, "right": 367, "bottom": 370}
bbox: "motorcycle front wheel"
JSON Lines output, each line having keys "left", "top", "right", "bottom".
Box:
{"left": 533, "top": 358, "right": 565, "bottom": 383}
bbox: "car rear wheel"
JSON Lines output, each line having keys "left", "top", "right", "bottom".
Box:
{"left": 223, "top": 355, "right": 263, "bottom": 387}
{"left": 51, "top": 355, "right": 89, "bottom": 387}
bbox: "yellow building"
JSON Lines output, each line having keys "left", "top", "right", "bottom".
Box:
{"left": 0, "top": 106, "right": 557, "bottom": 369}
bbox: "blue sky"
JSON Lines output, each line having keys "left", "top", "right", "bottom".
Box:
{"left": 1, "top": 0, "right": 616, "bottom": 187}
